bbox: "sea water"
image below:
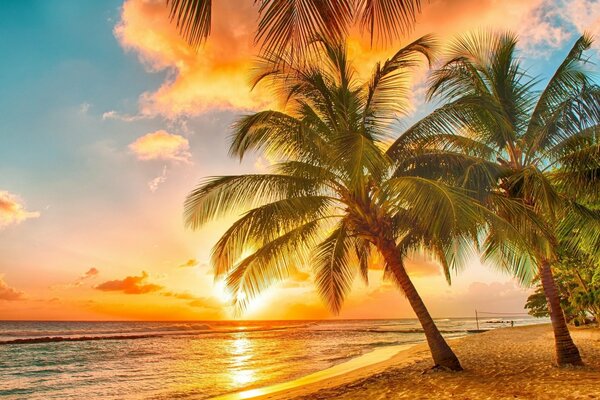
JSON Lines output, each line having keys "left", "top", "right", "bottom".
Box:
{"left": 0, "top": 318, "right": 544, "bottom": 399}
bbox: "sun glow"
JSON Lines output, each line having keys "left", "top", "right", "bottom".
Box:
{"left": 212, "top": 280, "right": 272, "bottom": 317}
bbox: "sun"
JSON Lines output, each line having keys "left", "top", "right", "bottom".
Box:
{"left": 212, "top": 280, "right": 271, "bottom": 317}
{"left": 213, "top": 280, "right": 234, "bottom": 303}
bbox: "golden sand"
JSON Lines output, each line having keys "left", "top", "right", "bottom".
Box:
{"left": 232, "top": 324, "right": 600, "bottom": 400}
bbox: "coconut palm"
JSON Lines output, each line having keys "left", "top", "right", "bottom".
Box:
{"left": 389, "top": 32, "right": 600, "bottom": 366}
{"left": 166, "top": 0, "right": 422, "bottom": 54}
{"left": 183, "top": 36, "right": 529, "bottom": 370}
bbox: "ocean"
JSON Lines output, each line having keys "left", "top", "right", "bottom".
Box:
{"left": 0, "top": 318, "right": 545, "bottom": 399}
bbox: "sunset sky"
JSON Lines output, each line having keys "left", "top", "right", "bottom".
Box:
{"left": 1, "top": 0, "right": 598, "bottom": 321}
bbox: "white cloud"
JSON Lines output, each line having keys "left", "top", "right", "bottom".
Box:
{"left": 148, "top": 165, "right": 168, "bottom": 193}
{"left": 102, "top": 110, "right": 148, "bottom": 122}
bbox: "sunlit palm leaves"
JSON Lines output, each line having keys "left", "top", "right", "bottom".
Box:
{"left": 167, "top": 0, "right": 422, "bottom": 55}
{"left": 166, "top": 0, "right": 211, "bottom": 46}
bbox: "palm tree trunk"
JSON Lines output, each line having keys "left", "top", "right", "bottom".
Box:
{"left": 377, "top": 238, "right": 463, "bottom": 371}
{"left": 539, "top": 260, "right": 584, "bottom": 366}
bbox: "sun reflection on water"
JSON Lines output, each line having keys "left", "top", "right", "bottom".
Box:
{"left": 229, "top": 335, "right": 257, "bottom": 388}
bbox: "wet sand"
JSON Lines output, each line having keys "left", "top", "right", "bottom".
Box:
{"left": 227, "top": 324, "right": 600, "bottom": 400}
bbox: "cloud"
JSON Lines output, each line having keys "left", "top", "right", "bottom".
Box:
{"left": 129, "top": 130, "right": 191, "bottom": 163}
{"left": 161, "top": 290, "right": 222, "bottom": 310}
{"left": 74, "top": 267, "right": 100, "bottom": 286}
{"left": 187, "top": 298, "right": 225, "bottom": 309}
{"left": 560, "top": 0, "right": 600, "bottom": 53}
{"left": 148, "top": 165, "right": 168, "bottom": 192}
{"left": 115, "top": 0, "right": 272, "bottom": 118}
{"left": 0, "top": 191, "right": 40, "bottom": 230}
{"left": 84, "top": 267, "right": 100, "bottom": 278}
{"left": 102, "top": 110, "right": 147, "bottom": 122}
{"left": 0, "top": 276, "right": 25, "bottom": 301}
{"left": 178, "top": 259, "right": 199, "bottom": 268}
{"left": 95, "top": 271, "right": 163, "bottom": 294}
{"left": 414, "top": 0, "right": 599, "bottom": 57}
{"left": 162, "top": 290, "right": 197, "bottom": 300}
{"left": 79, "top": 102, "right": 92, "bottom": 114}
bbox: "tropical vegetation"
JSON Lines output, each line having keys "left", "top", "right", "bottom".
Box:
{"left": 389, "top": 31, "right": 600, "bottom": 366}
{"left": 182, "top": 35, "right": 540, "bottom": 370}
{"left": 526, "top": 235, "right": 600, "bottom": 325}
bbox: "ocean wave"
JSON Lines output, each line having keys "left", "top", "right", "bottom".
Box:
{"left": 0, "top": 334, "right": 159, "bottom": 345}
{"left": 0, "top": 324, "right": 213, "bottom": 338}
{"left": 0, "top": 323, "right": 315, "bottom": 345}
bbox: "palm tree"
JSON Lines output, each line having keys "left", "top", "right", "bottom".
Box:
{"left": 183, "top": 36, "right": 524, "bottom": 370}
{"left": 389, "top": 32, "right": 600, "bottom": 366}
{"left": 166, "top": 0, "right": 422, "bottom": 55}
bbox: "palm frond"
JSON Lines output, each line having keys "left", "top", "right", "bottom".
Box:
{"left": 312, "top": 221, "right": 356, "bottom": 314}
{"left": 167, "top": 0, "right": 211, "bottom": 48}
{"left": 254, "top": 0, "right": 353, "bottom": 59}
{"left": 529, "top": 85, "right": 600, "bottom": 160}
{"left": 557, "top": 202, "right": 600, "bottom": 259}
{"left": 525, "top": 34, "right": 595, "bottom": 154}
{"left": 387, "top": 95, "right": 505, "bottom": 158}
{"left": 212, "top": 196, "right": 335, "bottom": 276}
{"left": 383, "top": 176, "right": 484, "bottom": 238}
{"left": 355, "top": 0, "right": 422, "bottom": 46}
{"left": 550, "top": 141, "right": 600, "bottom": 202}
{"left": 226, "top": 219, "right": 324, "bottom": 312}
{"left": 505, "top": 166, "right": 562, "bottom": 218}
{"left": 393, "top": 151, "right": 504, "bottom": 195}
{"left": 230, "top": 110, "right": 332, "bottom": 163}
{"left": 363, "top": 34, "right": 436, "bottom": 128}
{"left": 184, "top": 174, "right": 317, "bottom": 230}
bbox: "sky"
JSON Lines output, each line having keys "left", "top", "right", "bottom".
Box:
{"left": 0, "top": 0, "right": 598, "bottom": 321}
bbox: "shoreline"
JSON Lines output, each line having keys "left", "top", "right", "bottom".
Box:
{"left": 216, "top": 324, "right": 600, "bottom": 400}
{"left": 212, "top": 342, "right": 424, "bottom": 400}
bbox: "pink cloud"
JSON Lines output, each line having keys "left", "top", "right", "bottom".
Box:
{"left": 0, "top": 191, "right": 40, "bottom": 230}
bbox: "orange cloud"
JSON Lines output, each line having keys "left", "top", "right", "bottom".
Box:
{"left": 115, "top": 0, "right": 271, "bottom": 118}
{"left": 0, "top": 191, "right": 40, "bottom": 230}
{"left": 73, "top": 267, "right": 100, "bottom": 287}
{"left": 95, "top": 271, "right": 163, "bottom": 294}
{"left": 129, "top": 130, "right": 191, "bottom": 163}
{"left": 0, "top": 276, "right": 25, "bottom": 301}
{"left": 84, "top": 267, "right": 100, "bottom": 277}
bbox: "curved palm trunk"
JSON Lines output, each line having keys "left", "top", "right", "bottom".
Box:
{"left": 540, "top": 260, "right": 583, "bottom": 366}
{"left": 377, "top": 238, "right": 463, "bottom": 371}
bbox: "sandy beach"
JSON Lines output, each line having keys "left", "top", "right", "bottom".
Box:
{"left": 243, "top": 324, "right": 600, "bottom": 400}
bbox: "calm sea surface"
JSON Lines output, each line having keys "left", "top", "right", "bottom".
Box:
{"left": 0, "top": 318, "right": 545, "bottom": 399}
